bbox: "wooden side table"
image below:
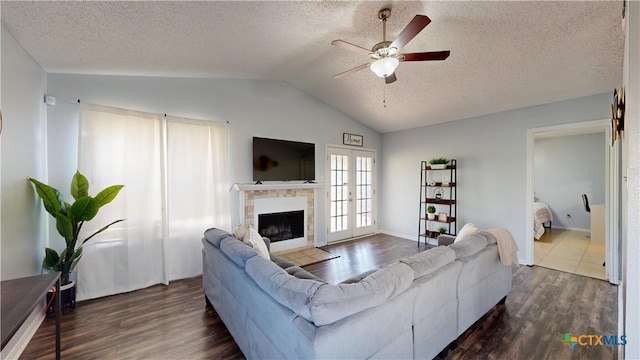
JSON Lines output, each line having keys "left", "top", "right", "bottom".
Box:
{"left": 1, "top": 273, "right": 61, "bottom": 360}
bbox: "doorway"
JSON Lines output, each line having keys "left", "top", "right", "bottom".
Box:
{"left": 526, "top": 119, "right": 620, "bottom": 284}
{"left": 325, "top": 145, "right": 376, "bottom": 243}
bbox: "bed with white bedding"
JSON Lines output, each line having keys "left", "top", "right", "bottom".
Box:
{"left": 534, "top": 202, "right": 553, "bottom": 240}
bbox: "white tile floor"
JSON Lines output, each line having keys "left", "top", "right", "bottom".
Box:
{"left": 534, "top": 228, "right": 606, "bottom": 280}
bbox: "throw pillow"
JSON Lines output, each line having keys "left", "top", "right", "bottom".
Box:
{"left": 455, "top": 223, "right": 478, "bottom": 243}
{"left": 232, "top": 224, "right": 250, "bottom": 244}
{"left": 248, "top": 225, "right": 270, "bottom": 260}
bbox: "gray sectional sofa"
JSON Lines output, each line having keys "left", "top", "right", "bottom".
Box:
{"left": 202, "top": 228, "right": 512, "bottom": 359}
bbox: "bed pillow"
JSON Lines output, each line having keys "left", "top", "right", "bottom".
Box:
{"left": 232, "top": 223, "right": 250, "bottom": 244}
{"left": 455, "top": 223, "right": 478, "bottom": 243}
{"left": 248, "top": 225, "right": 270, "bottom": 260}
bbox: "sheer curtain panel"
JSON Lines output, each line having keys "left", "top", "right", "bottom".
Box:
{"left": 165, "top": 116, "right": 230, "bottom": 280}
{"left": 77, "top": 104, "right": 230, "bottom": 301}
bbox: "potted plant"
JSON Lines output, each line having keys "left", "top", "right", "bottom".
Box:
{"left": 429, "top": 157, "right": 450, "bottom": 169}
{"left": 427, "top": 205, "right": 436, "bottom": 220}
{"left": 438, "top": 226, "right": 448, "bottom": 235}
{"left": 28, "top": 171, "right": 124, "bottom": 288}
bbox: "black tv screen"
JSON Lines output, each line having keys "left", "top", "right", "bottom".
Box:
{"left": 253, "top": 137, "right": 315, "bottom": 182}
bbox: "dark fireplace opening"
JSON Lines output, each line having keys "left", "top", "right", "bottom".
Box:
{"left": 258, "top": 210, "right": 304, "bottom": 243}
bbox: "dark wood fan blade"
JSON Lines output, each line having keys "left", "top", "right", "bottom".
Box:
{"left": 331, "top": 40, "right": 372, "bottom": 56}
{"left": 400, "top": 51, "right": 450, "bottom": 61}
{"left": 385, "top": 72, "right": 397, "bottom": 84}
{"left": 334, "top": 63, "right": 370, "bottom": 78}
{"left": 390, "top": 15, "right": 431, "bottom": 51}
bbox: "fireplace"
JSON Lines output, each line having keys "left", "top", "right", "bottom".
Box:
{"left": 258, "top": 210, "right": 304, "bottom": 242}
{"left": 234, "top": 182, "right": 322, "bottom": 252}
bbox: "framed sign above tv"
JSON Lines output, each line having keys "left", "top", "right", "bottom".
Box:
{"left": 343, "top": 133, "right": 363, "bottom": 147}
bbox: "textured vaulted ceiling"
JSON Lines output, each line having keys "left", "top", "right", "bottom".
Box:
{"left": 1, "top": 1, "right": 625, "bottom": 133}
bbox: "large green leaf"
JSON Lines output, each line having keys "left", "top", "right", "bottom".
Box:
{"left": 70, "top": 196, "right": 100, "bottom": 221}
{"left": 68, "top": 248, "right": 83, "bottom": 273}
{"left": 55, "top": 212, "right": 74, "bottom": 244}
{"left": 71, "top": 171, "right": 89, "bottom": 200}
{"left": 28, "top": 178, "right": 65, "bottom": 217}
{"left": 94, "top": 185, "right": 124, "bottom": 207}
{"left": 42, "top": 247, "right": 60, "bottom": 269}
{"left": 81, "top": 219, "right": 125, "bottom": 245}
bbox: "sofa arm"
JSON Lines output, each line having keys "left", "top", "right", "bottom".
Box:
{"left": 437, "top": 234, "right": 455, "bottom": 246}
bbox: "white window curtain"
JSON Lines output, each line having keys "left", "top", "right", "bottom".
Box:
{"left": 77, "top": 103, "right": 230, "bottom": 301}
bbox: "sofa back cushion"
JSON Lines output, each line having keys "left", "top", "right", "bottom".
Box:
{"left": 449, "top": 234, "right": 488, "bottom": 259}
{"left": 476, "top": 230, "right": 498, "bottom": 245}
{"left": 246, "top": 255, "right": 324, "bottom": 323}
{"left": 400, "top": 246, "right": 455, "bottom": 278}
{"left": 310, "top": 262, "right": 414, "bottom": 326}
{"left": 220, "top": 237, "right": 258, "bottom": 267}
{"left": 203, "top": 227, "right": 233, "bottom": 248}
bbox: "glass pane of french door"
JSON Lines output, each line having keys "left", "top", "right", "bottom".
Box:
{"left": 326, "top": 147, "right": 375, "bottom": 242}
{"left": 354, "top": 153, "right": 374, "bottom": 236}
{"left": 329, "top": 151, "right": 350, "bottom": 239}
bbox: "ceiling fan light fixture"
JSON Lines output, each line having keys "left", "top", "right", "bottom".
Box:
{"left": 370, "top": 57, "right": 399, "bottom": 78}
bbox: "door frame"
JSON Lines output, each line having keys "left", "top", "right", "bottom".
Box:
{"left": 525, "top": 119, "right": 620, "bottom": 284}
{"left": 324, "top": 144, "right": 377, "bottom": 243}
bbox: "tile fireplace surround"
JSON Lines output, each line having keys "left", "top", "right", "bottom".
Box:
{"left": 234, "top": 183, "right": 323, "bottom": 252}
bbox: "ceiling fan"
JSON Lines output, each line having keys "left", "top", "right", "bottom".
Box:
{"left": 331, "top": 8, "right": 450, "bottom": 84}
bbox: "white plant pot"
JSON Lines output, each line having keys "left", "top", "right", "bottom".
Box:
{"left": 427, "top": 213, "right": 436, "bottom": 220}
{"left": 430, "top": 164, "right": 447, "bottom": 169}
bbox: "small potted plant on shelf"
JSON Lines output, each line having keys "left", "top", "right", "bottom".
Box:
{"left": 438, "top": 226, "right": 448, "bottom": 235}
{"left": 429, "top": 157, "right": 450, "bottom": 169}
{"left": 427, "top": 205, "right": 436, "bottom": 220}
{"left": 28, "top": 171, "right": 124, "bottom": 314}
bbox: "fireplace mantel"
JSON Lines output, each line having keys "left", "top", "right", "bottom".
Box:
{"left": 233, "top": 182, "right": 324, "bottom": 192}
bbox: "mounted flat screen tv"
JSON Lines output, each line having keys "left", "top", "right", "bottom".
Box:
{"left": 253, "top": 137, "right": 315, "bottom": 182}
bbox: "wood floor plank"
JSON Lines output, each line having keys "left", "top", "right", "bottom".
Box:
{"left": 20, "top": 234, "right": 617, "bottom": 359}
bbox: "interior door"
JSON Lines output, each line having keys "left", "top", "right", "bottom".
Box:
{"left": 326, "top": 146, "right": 376, "bottom": 242}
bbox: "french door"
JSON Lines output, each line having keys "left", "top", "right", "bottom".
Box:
{"left": 326, "top": 146, "right": 376, "bottom": 242}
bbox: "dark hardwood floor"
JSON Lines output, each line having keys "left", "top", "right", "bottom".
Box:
{"left": 20, "top": 234, "right": 617, "bottom": 359}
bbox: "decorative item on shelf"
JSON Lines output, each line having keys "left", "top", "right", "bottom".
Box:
{"left": 429, "top": 230, "right": 440, "bottom": 238}
{"left": 611, "top": 86, "right": 625, "bottom": 145}
{"left": 429, "top": 157, "right": 450, "bottom": 169}
{"left": 438, "top": 212, "right": 448, "bottom": 222}
{"left": 438, "top": 226, "right": 448, "bottom": 234}
{"left": 426, "top": 179, "right": 436, "bottom": 186}
{"left": 433, "top": 187, "right": 444, "bottom": 202}
{"left": 427, "top": 205, "right": 436, "bottom": 220}
{"left": 442, "top": 176, "right": 450, "bottom": 186}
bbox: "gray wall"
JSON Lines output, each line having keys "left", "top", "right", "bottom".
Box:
{"left": 0, "top": 27, "right": 48, "bottom": 280}
{"left": 45, "top": 74, "right": 382, "bottom": 246}
{"left": 379, "top": 93, "right": 611, "bottom": 263}
{"left": 534, "top": 133, "right": 606, "bottom": 230}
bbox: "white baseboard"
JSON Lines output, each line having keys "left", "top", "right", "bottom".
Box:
{"left": 0, "top": 302, "right": 45, "bottom": 360}
{"left": 377, "top": 230, "right": 416, "bottom": 241}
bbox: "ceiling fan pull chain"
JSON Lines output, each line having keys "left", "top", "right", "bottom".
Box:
{"left": 383, "top": 86, "right": 387, "bottom": 108}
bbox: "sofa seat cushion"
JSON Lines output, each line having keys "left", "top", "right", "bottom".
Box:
{"left": 339, "top": 269, "right": 377, "bottom": 284}
{"left": 220, "top": 237, "right": 258, "bottom": 267}
{"left": 246, "top": 255, "right": 324, "bottom": 323}
{"left": 448, "top": 234, "right": 488, "bottom": 259}
{"left": 310, "top": 262, "right": 414, "bottom": 326}
{"left": 400, "top": 246, "right": 455, "bottom": 278}
{"left": 286, "top": 266, "right": 325, "bottom": 282}
{"left": 271, "top": 253, "right": 296, "bottom": 269}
